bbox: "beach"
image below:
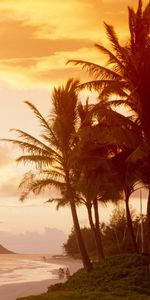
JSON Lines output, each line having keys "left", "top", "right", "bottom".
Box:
{"left": 0, "top": 254, "right": 82, "bottom": 300}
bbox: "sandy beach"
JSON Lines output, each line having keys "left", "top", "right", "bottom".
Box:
{"left": 0, "top": 256, "right": 82, "bottom": 300}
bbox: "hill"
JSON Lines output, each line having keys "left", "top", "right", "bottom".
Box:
{"left": 0, "top": 244, "right": 14, "bottom": 254}
{"left": 18, "top": 254, "right": 150, "bottom": 300}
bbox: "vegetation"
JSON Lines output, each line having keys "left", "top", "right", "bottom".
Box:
{"left": 2, "top": 0, "right": 150, "bottom": 277}
{"left": 2, "top": 1, "right": 150, "bottom": 299}
{"left": 68, "top": 0, "right": 150, "bottom": 256}
{"left": 2, "top": 79, "right": 92, "bottom": 272}
{"left": 63, "top": 207, "right": 149, "bottom": 257}
{"left": 17, "top": 254, "right": 150, "bottom": 300}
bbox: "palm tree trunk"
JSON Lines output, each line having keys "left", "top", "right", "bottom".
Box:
{"left": 87, "top": 204, "right": 104, "bottom": 260}
{"left": 93, "top": 199, "right": 105, "bottom": 259}
{"left": 65, "top": 173, "right": 92, "bottom": 272}
{"left": 70, "top": 198, "right": 93, "bottom": 272}
{"left": 146, "top": 188, "right": 150, "bottom": 255}
{"left": 125, "top": 190, "right": 139, "bottom": 253}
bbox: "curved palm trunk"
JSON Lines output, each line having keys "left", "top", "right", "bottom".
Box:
{"left": 87, "top": 204, "right": 104, "bottom": 260}
{"left": 70, "top": 199, "right": 93, "bottom": 272}
{"left": 125, "top": 190, "right": 139, "bottom": 253}
{"left": 66, "top": 175, "right": 92, "bottom": 272}
{"left": 146, "top": 188, "right": 150, "bottom": 255}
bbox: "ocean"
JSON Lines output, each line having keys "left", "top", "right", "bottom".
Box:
{"left": 0, "top": 254, "right": 66, "bottom": 286}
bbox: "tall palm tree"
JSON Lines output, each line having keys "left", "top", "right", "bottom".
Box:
{"left": 76, "top": 163, "right": 125, "bottom": 260}
{"left": 76, "top": 100, "right": 142, "bottom": 253}
{"left": 76, "top": 166, "right": 106, "bottom": 260}
{"left": 2, "top": 79, "right": 92, "bottom": 272}
{"left": 111, "top": 150, "right": 140, "bottom": 253}
{"left": 68, "top": 0, "right": 150, "bottom": 252}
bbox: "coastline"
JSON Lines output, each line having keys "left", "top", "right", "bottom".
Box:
{"left": 0, "top": 256, "right": 82, "bottom": 300}
{"left": 0, "top": 278, "right": 62, "bottom": 300}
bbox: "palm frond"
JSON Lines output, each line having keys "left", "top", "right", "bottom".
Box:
{"left": 78, "top": 79, "right": 126, "bottom": 94}
{"left": 104, "top": 23, "right": 125, "bottom": 62}
{"left": 25, "top": 101, "right": 51, "bottom": 131}
{"left": 16, "top": 155, "right": 53, "bottom": 168}
{"left": 65, "top": 77, "right": 80, "bottom": 92}
{"left": 25, "top": 101, "right": 60, "bottom": 148}
{"left": 91, "top": 103, "right": 137, "bottom": 128}
{"left": 137, "top": 0, "right": 143, "bottom": 19}
{"left": 67, "top": 59, "right": 122, "bottom": 80}
{"left": 10, "top": 129, "right": 53, "bottom": 153}
{"left": 78, "top": 100, "right": 93, "bottom": 126}
{"left": 95, "top": 43, "right": 124, "bottom": 72}
{"left": 143, "top": 1, "right": 150, "bottom": 35}
{"left": 41, "top": 133, "right": 61, "bottom": 152}
{"left": 46, "top": 197, "right": 69, "bottom": 210}
{"left": 128, "top": 7, "right": 136, "bottom": 53}
{"left": 1, "top": 139, "right": 51, "bottom": 156}
{"left": 51, "top": 79, "right": 80, "bottom": 149}
{"left": 2, "top": 134, "right": 61, "bottom": 164}
{"left": 19, "top": 176, "right": 65, "bottom": 202}
{"left": 42, "top": 169, "right": 65, "bottom": 180}
{"left": 99, "top": 81, "right": 128, "bottom": 101}
{"left": 107, "top": 99, "right": 133, "bottom": 109}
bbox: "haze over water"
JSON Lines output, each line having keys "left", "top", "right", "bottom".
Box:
{"left": 0, "top": 254, "right": 65, "bottom": 286}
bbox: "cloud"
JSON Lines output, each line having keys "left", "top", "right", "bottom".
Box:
{"left": 0, "top": 18, "right": 92, "bottom": 60}
{"left": 0, "top": 46, "right": 106, "bottom": 87}
{"left": 0, "top": 0, "right": 147, "bottom": 89}
{"left": 0, "top": 146, "right": 22, "bottom": 197}
{"left": 0, "top": 0, "right": 130, "bottom": 88}
{"left": 0, "top": 146, "right": 13, "bottom": 166}
{"left": 0, "top": 178, "right": 19, "bottom": 197}
{"left": 0, "top": 7, "right": 96, "bottom": 87}
{"left": 0, "top": 227, "right": 67, "bottom": 253}
{"left": 30, "top": 66, "right": 87, "bottom": 85}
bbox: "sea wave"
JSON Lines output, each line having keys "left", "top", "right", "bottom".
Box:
{"left": 0, "top": 254, "right": 65, "bottom": 286}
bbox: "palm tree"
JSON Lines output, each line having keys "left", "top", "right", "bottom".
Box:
{"left": 111, "top": 150, "right": 140, "bottom": 253}
{"left": 76, "top": 167, "right": 106, "bottom": 260}
{"left": 68, "top": 1, "right": 150, "bottom": 140}
{"left": 76, "top": 100, "right": 142, "bottom": 253}
{"left": 68, "top": 0, "right": 150, "bottom": 252}
{"left": 76, "top": 161, "right": 126, "bottom": 260}
{"left": 2, "top": 79, "right": 92, "bottom": 272}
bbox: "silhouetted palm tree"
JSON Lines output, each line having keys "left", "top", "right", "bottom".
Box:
{"left": 68, "top": 1, "right": 150, "bottom": 140}
{"left": 68, "top": 0, "right": 150, "bottom": 252}
{"left": 2, "top": 79, "right": 92, "bottom": 272}
{"left": 76, "top": 100, "right": 141, "bottom": 253}
{"left": 76, "top": 166, "right": 106, "bottom": 260}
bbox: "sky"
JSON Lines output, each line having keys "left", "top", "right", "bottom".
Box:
{"left": 0, "top": 0, "right": 148, "bottom": 253}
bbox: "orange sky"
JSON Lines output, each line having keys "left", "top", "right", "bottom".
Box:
{"left": 0, "top": 0, "right": 143, "bottom": 87}
{"left": 0, "top": 0, "right": 148, "bottom": 252}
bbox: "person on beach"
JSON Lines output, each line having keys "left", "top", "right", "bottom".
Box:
{"left": 58, "top": 268, "right": 64, "bottom": 279}
{"left": 65, "top": 267, "right": 71, "bottom": 279}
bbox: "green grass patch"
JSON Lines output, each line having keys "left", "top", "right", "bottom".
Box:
{"left": 18, "top": 254, "right": 150, "bottom": 300}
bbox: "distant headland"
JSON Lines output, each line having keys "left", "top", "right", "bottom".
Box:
{"left": 0, "top": 244, "right": 14, "bottom": 254}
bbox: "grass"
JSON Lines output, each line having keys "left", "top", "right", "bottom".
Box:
{"left": 18, "top": 254, "right": 150, "bottom": 300}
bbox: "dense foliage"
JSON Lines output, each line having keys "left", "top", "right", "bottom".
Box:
{"left": 64, "top": 208, "right": 149, "bottom": 257}
{"left": 18, "top": 254, "right": 150, "bottom": 300}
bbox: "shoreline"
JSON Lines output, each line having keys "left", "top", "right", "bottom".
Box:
{"left": 0, "top": 257, "right": 82, "bottom": 300}
{"left": 0, "top": 278, "right": 63, "bottom": 300}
